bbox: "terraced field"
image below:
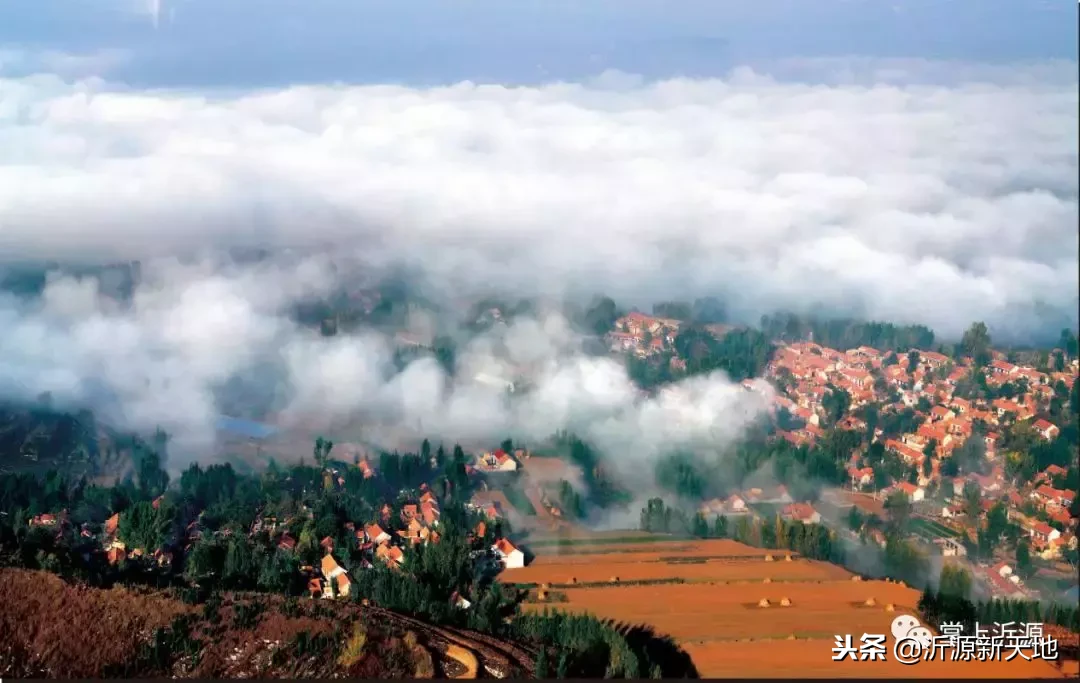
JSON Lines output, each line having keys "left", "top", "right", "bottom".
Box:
{"left": 502, "top": 534, "right": 1072, "bottom": 678}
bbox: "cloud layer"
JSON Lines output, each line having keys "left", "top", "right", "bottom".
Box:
{"left": 1, "top": 64, "right": 1076, "bottom": 343}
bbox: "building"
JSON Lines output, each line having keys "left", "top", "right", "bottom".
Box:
{"left": 492, "top": 538, "right": 525, "bottom": 569}
{"left": 895, "top": 482, "right": 925, "bottom": 502}
{"left": 320, "top": 554, "right": 351, "bottom": 599}
{"left": 1032, "top": 419, "right": 1060, "bottom": 441}
{"left": 475, "top": 449, "right": 519, "bottom": 473}
{"left": 781, "top": 503, "right": 822, "bottom": 524}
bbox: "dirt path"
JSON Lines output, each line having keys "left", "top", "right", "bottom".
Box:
{"left": 444, "top": 644, "right": 478, "bottom": 679}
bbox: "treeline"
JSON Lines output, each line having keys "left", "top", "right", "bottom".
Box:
{"left": 759, "top": 313, "right": 935, "bottom": 352}
{"left": 919, "top": 586, "right": 1080, "bottom": 633}
{"left": 513, "top": 610, "right": 696, "bottom": 678}
{"left": 637, "top": 498, "right": 845, "bottom": 565}
{"left": 672, "top": 326, "right": 774, "bottom": 383}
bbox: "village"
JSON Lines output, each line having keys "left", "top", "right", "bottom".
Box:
{"left": 18, "top": 306, "right": 1080, "bottom": 611}
{"left": 605, "top": 310, "right": 1079, "bottom": 603}
{"left": 26, "top": 451, "right": 529, "bottom": 607}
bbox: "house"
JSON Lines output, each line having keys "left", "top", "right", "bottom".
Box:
{"left": 1030, "top": 522, "right": 1061, "bottom": 548}
{"left": 277, "top": 533, "right": 297, "bottom": 551}
{"left": 1033, "top": 486, "right": 1075, "bottom": 510}
{"left": 365, "top": 523, "right": 391, "bottom": 546}
{"left": 376, "top": 543, "right": 404, "bottom": 569}
{"left": 781, "top": 503, "right": 821, "bottom": 524}
{"left": 895, "top": 482, "right": 925, "bottom": 502}
{"left": 492, "top": 538, "right": 525, "bottom": 569}
{"left": 356, "top": 458, "right": 376, "bottom": 479}
{"left": 420, "top": 501, "right": 440, "bottom": 527}
{"left": 104, "top": 513, "right": 120, "bottom": 537}
{"left": 29, "top": 513, "right": 58, "bottom": 528}
{"left": 848, "top": 466, "right": 874, "bottom": 489}
{"left": 320, "top": 554, "right": 350, "bottom": 598}
{"left": 1032, "top": 419, "right": 1060, "bottom": 441}
{"left": 106, "top": 544, "right": 127, "bottom": 565}
{"left": 1038, "top": 464, "right": 1068, "bottom": 483}
{"left": 476, "top": 449, "right": 519, "bottom": 472}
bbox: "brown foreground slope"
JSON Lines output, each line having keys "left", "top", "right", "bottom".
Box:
{"left": 0, "top": 569, "right": 534, "bottom": 679}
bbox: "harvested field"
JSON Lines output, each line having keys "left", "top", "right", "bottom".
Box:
{"left": 504, "top": 535, "right": 1075, "bottom": 678}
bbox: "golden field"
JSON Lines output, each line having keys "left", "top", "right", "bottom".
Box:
{"left": 502, "top": 535, "right": 1072, "bottom": 678}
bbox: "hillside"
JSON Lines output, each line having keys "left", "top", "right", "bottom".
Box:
{"left": 0, "top": 404, "right": 137, "bottom": 482}
{"left": 0, "top": 568, "right": 535, "bottom": 678}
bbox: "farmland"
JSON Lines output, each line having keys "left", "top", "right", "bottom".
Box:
{"left": 502, "top": 534, "right": 1072, "bottom": 678}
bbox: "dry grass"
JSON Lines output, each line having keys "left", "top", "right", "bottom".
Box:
{"left": 0, "top": 568, "right": 193, "bottom": 676}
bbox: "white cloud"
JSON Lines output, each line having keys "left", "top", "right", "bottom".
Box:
{"left": 0, "top": 65, "right": 1075, "bottom": 342}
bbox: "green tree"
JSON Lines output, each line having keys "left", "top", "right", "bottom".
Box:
{"left": 883, "top": 490, "right": 912, "bottom": 531}
{"left": 962, "top": 482, "right": 982, "bottom": 520}
{"left": 939, "top": 564, "right": 972, "bottom": 600}
{"left": 1016, "top": 540, "right": 1033, "bottom": 578}
{"left": 535, "top": 647, "right": 550, "bottom": 678}
{"left": 961, "top": 322, "right": 992, "bottom": 367}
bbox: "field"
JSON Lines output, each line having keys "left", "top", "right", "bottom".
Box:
{"left": 502, "top": 534, "right": 1073, "bottom": 678}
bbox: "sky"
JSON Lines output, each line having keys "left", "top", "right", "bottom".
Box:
{"left": 0, "top": 1, "right": 1076, "bottom": 86}
{"left": 0, "top": 0, "right": 1077, "bottom": 467}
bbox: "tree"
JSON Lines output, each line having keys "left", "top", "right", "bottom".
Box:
{"left": 535, "top": 647, "right": 550, "bottom": 678}
{"left": 986, "top": 503, "right": 1008, "bottom": 543}
{"left": 313, "top": 437, "right": 334, "bottom": 468}
{"left": 939, "top": 564, "right": 972, "bottom": 600}
{"left": 962, "top": 482, "right": 982, "bottom": 520}
{"left": 961, "top": 322, "right": 992, "bottom": 367}
{"left": 823, "top": 386, "right": 851, "bottom": 425}
{"left": 118, "top": 500, "right": 173, "bottom": 552}
{"left": 883, "top": 490, "right": 912, "bottom": 531}
{"left": 1015, "top": 540, "right": 1033, "bottom": 578}
{"left": 583, "top": 296, "right": 619, "bottom": 336}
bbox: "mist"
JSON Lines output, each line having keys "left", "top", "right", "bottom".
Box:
{"left": 0, "top": 61, "right": 1076, "bottom": 345}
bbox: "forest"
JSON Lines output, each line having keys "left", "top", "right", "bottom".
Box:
{"left": 0, "top": 430, "right": 695, "bottom": 678}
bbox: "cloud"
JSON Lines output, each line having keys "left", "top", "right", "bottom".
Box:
{"left": 0, "top": 63, "right": 1075, "bottom": 344}
{"left": 0, "top": 58, "right": 1076, "bottom": 481}
{"left": 0, "top": 256, "right": 771, "bottom": 485}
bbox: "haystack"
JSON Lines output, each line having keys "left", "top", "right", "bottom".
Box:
{"left": 610, "top": 576, "right": 620, "bottom": 583}
{"left": 787, "top": 634, "right": 797, "bottom": 640}
{"left": 784, "top": 555, "right": 792, "bottom": 562}
{"left": 764, "top": 554, "right": 775, "bottom": 562}
{"left": 864, "top": 597, "right": 876, "bottom": 607}
{"left": 758, "top": 598, "right": 771, "bottom": 608}
{"left": 763, "top": 577, "right": 772, "bottom": 584}
{"left": 885, "top": 603, "right": 896, "bottom": 612}
{"left": 537, "top": 589, "right": 549, "bottom": 601}
{"left": 852, "top": 575, "right": 862, "bottom": 582}
{"left": 780, "top": 597, "right": 792, "bottom": 607}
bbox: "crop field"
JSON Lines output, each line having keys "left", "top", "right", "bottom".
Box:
{"left": 502, "top": 535, "right": 1071, "bottom": 678}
